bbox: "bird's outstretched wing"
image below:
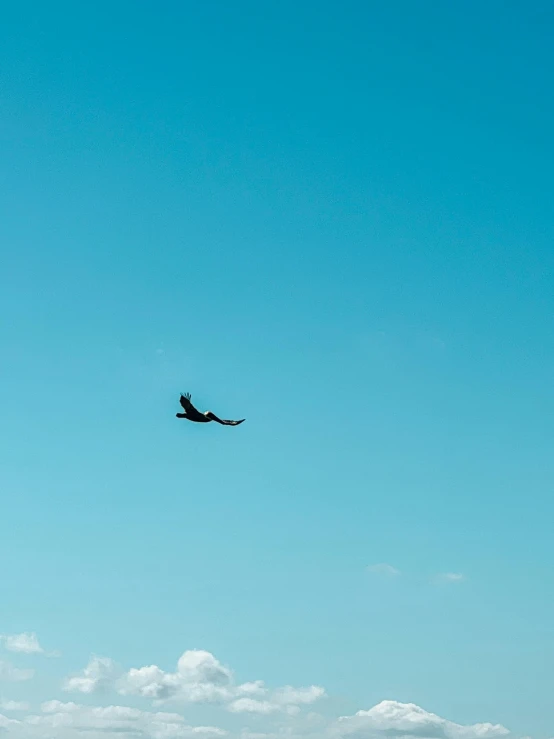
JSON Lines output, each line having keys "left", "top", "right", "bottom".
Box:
{"left": 179, "top": 392, "right": 199, "bottom": 413}
{"left": 205, "top": 411, "right": 245, "bottom": 426}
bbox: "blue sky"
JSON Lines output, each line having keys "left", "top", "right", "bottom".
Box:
{"left": 1, "top": 1, "right": 554, "bottom": 737}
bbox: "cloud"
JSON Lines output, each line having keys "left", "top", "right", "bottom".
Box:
{"left": 2, "top": 638, "right": 512, "bottom": 739}
{"left": 0, "top": 691, "right": 512, "bottom": 739}
{"left": 334, "top": 700, "right": 509, "bottom": 739}
{"left": 234, "top": 681, "right": 267, "bottom": 697}
{"left": 0, "top": 700, "right": 30, "bottom": 711}
{"left": 226, "top": 685, "right": 325, "bottom": 716}
{"left": 0, "top": 633, "right": 44, "bottom": 655}
{"left": 63, "top": 656, "right": 118, "bottom": 694}
{"left": 227, "top": 683, "right": 325, "bottom": 716}
{"left": 0, "top": 661, "right": 34, "bottom": 682}
{"left": 117, "top": 650, "right": 232, "bottom": 703}
{"left": 432, "top": 573, "right": 466, "bottom": 585}
{"left": 4, "top": 701, "right": 227, "bottom": 738}
{"left": 42, "top": 700, "right": 81, "bottom": 713}
{"left": 272, "top": 686, "right": 326, "bottom": 706}
{"left": 0, "top": 712, "right": 20, "bottom": 730}
{"left": 227, "top": 698, "right": 278, "bottom": 715}
{"left": 64, "top": 649, "right": 326, "bottom": 721}
{"left": 367, "top": 564, "right": 401, "bottom": 577}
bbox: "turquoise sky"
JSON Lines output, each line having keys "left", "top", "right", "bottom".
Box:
{"left": 1, "top": 2, "right": 554, "bottom": 738}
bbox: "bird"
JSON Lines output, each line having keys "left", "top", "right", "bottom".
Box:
{"left": 176, "top": 392, "right": 245, "bottom": 426}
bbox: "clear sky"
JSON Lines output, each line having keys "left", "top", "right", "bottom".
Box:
{"left": 1, "top": 2, "right": 554, "bottom": 738}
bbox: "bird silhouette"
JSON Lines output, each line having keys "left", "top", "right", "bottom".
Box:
{"left": 176, "top": 392, "right": 245, "bottom": 426}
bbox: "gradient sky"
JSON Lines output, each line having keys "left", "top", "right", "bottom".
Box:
{"left": 1, "top": 2, "right": 554, "bottom": 738}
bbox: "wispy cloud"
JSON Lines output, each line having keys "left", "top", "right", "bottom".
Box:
{"left": 63, "top": 656, "right": 118, "bottom": 694}
{"left": 18, "top": 701, "right": 227, "bottom": 737}
{"left": 367, "top": 563, "right": 401, "bottom": 577}
{"left": 0, "top": 632, "right": 58, "bottom": 658}
{"left": 433, "top": 572, "right": 466, "bottom": 584}
{"left": 0, "top": 661, "right": 34, "bottom": 682}
{"left": 0, "top": 700, "right": 30, "bottom": 711}
{"left": 0, "top": 697, "right": 509, "bottom": 739}
{"left": 1, "top": 633, "right": 44, "bottom": 655}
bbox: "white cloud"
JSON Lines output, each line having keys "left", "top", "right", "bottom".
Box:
{"left": 433, "top": 573, "right": 466, "bottom": 584}
{"left": 0, "top": 700, "right": 30, "bottom": 711}
{"left": 0, "top": 711, "right": 20, "bottom": 730}
{"left": 227, "top": 682, "right": 324, "bottom": 716}
{"left": 334, "top": 700, "right": 508, "bottom": 739}
{"left": 0, "top": 661, "right": 34, "bottom": 682}
{"left": 0, "top": 633, "right": 44, "bottom": 655}
{"left": 226, "top": 684, "right": 325, "bottom": 716}
{"left": 0, "top": 638, "right": 513, "bottom": 739}
{"left": 4, "top": 701, "right": 227, "bottom": 738}
{"left": 117, "top": 650, "right": 232, "bottom": 703}
{"left": 69, "top": 649, "right": 327, "bottom": 717}
{"left": 0, "top": 695, "right": 512, "bottom": 739}
{"left": 227, "top": 698, "right": 278, "bottom": 715}
{"left": 42, "top": 700, "right": 82, "bottom": 713}
{"left": 63, "top": 656, "right": 118, "bottom": 694}
{"left": 235, "top": 681, "right": 267, "bottom": 697}
{"left": 367, "top": 564, "right": 401, "bottom": 577}
{"left": 272, "top": 687, "right": 326, "bottom": 706}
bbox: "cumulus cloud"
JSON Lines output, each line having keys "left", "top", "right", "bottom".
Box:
{"left": 0, "top": 661, "right": 34, "bottom": 682}
{"left": 117, "top": 650, "right": 232, "bottom": 703}
{"left": 0, "top": 634, "right": 44, "bottom": 656}
{"left": 63, "top": 656, "right": 118, "bottom": 694}
{"left": 1, "top": 638, "right": 512, "bottom": 739}
{"left": 367, "top": 564, "right": 400, "bottom": 577}
{"left": 65, "top": 649, "right": 326, "bottom": 716}
{"left": 335, "top": 700, "right": 509, "bottom": 739}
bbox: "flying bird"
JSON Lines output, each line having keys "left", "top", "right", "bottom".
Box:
{"left": 176, "top": 392, "right": 245, "bottom": 426}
